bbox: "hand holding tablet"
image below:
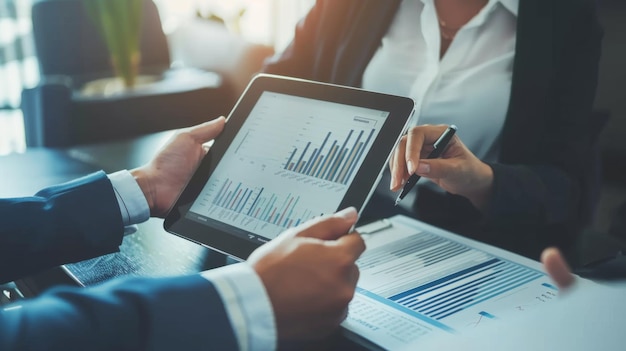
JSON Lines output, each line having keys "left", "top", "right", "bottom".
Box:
{"left": 164, "top": 74, "right": 414, "bottom": 259}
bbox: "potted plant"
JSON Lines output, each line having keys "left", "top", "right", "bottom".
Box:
{"left": 84, "top": 0, "right": 144, "bottom": 88}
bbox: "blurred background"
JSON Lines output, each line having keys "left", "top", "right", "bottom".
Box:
{"left": 0, "top": 0, "right": 314, "bottom": 153}
{"left": 0, "top": 0, "right": 624, "bottom": 240}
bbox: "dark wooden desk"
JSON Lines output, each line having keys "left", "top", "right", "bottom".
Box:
{"left": 0, "top": 148, "right": 100, "bottom": 198}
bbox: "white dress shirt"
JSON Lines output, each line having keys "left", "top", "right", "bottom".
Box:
{"left": 108, "top": 170, "right": 276, "bottom": 351}
{"left": 362, "top": 0, "right": 518, "bottom": 162}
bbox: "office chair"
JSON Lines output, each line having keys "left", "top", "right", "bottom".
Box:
{"left": 31, "top": 0, "right": 170, "bottom": 77}
{"left": 21, "top": 0, "right": 235, "bottom": 147}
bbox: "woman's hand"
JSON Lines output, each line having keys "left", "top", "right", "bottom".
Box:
{"left": 389, "top": 124, "right": 494, "bottom": 211}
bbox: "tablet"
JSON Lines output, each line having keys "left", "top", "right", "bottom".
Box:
{"left": 164, "top": 74, "right": 415, "bottom": 259}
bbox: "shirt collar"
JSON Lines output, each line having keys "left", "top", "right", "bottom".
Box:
{"left": 498, "top": 0, "right": 519, "bottom": 16}
{"left": 418, "top": 0, "right": 519, "bottom": 17}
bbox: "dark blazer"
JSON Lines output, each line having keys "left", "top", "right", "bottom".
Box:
{"left": 263, "top": 0, "right": 603, "bottom": 258}
{"left": 0, "top": 172, "right": 237, "bottom": 350}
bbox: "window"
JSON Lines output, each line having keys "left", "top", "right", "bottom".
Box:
{"left": 154, "top": 0, "right": 314, "bottom": 52}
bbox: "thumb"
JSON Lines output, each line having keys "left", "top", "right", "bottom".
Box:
{"left": 187, "top": 116, "right": 226, "bottom": 143}
{"left": 293, "top": 207, "right": 358, "bottom": 241}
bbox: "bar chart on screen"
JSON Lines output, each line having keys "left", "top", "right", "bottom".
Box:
{"left": 189, "top": 92, "right": 389, "bottom": 239}
{"left": 190, "top": 174, "right": 333, "bottom": 238}
{"left": 230, "top": 92, "right": 384, "bottom": 182}
{"left": 283, "top": 127, "right": 376, "bottom": 185}
{"left": 206, "top": 178, "right": 317, "bottom": 232}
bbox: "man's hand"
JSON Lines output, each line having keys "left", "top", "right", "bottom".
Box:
{"left": 131, "top": 117, "right": 226, "bottom": 217}
{"left": 247, "top": 207, "right": 366, "bottom": 343}
{"left": 541, "top": 247, "right": 575, "bottom": 290}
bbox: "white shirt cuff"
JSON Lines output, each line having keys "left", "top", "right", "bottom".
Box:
{"left": 107, "top": 170, "right": 150, "bottom": 227}
{"left": 201, "top": 263, "right": 277, "bottom": 351}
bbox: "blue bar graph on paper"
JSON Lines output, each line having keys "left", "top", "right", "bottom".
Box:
{"left": 284, "top": 129, "right": 374, "bottom": 185}
{"left": 386, "top": 253, "right": 543, "bottom": 321}
{"left": 542, "top": 282, "right": 558, "bottom": 291}
{"left": 356, "top": 231, "right": 544, "bottom": 322}
{"left": 479, "top": 311, "right": 495, "bottom": 319}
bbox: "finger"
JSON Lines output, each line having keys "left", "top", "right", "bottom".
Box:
{"left": 541, "top": 247, "right": 575, "bottom": 290}
{"left": 335, "top": 233, "right": 366, "bottom": 260}
{"left": 390, "top": 136, "right": 408, "bottom": 191}
{"left": 414, "top": 157, "right": 458, "bottom": 179}
{"left": 293, "top": 207, "right": 358, "bottom": 240}
{"left": 188, "top": 116, "right": 226, "bottom": 143}
{"left": 405, "top": 125, "right": 449, "bottom": 174}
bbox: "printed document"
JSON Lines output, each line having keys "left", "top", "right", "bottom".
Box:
{"left": 342, "top": 215, "right": 595, "bottom": 349}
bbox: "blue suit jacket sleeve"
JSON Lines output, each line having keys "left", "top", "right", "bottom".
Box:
{"left": 0, "top": 172, "right": 239, "bottom": 349}
{"left": 0, "top": 171, "right": 124, "bottom": 283}
{"left": 0, "top": 274, "right": 238, "bottom": 350}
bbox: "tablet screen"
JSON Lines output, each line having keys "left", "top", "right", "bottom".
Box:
{"left": 165, "top": 74, "right": 414, "bottom": 259}
{"left": 186, "top": 91, "right": 389, "bottom": 241}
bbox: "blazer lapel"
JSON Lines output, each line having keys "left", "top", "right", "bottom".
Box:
{"left": 332, "top": 0, "right": 402, "bottom": 86}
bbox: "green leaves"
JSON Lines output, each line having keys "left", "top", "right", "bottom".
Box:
{"left": 84, "top": 0, "right": 143, "bottom": 87}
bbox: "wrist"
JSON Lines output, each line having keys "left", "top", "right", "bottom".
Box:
{"left": 465, "top": 162, "right": 494, "bottom": 212}
{"left": 130, "top": 167, "right": 156, "bottom": 215}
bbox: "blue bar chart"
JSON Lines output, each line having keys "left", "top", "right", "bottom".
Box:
{"left": 389, "top": 258, "right": 543, "bottom": 320}
{"left": 210, "top": 177, "right": 315, "bottom": 230}
{"left": 284, "top": 128, "right": 376, "bottom": 185}
{"left": 357, "top": 231, "right": 544, "bottom": 322}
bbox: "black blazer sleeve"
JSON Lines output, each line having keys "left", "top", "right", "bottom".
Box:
{"left": 488, "top": 0, "right": 603, "bottom": 232}
{"left": 0, "top": 171, "right": 124, "bottom": 283}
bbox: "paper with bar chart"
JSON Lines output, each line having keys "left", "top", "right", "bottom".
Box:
{"left": 188, "top": 91, "right": 389, "bottom": 239}
{"left": 342, "top": 215, "right": 593, "bottom": 350}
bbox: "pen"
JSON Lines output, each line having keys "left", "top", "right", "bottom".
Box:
{"left": 394, "top": 125, "right": 457, "bottom": 206}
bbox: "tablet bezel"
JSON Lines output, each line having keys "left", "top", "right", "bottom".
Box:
{"left": 164, "top": 74, "right": 415, "bottom": 259}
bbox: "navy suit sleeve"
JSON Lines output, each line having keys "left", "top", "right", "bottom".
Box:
{"left": 0, "top": 171, "right": 124, "bottom": 283}
{"left": 0, "top": 274, "right": 238, "bottom": 351}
